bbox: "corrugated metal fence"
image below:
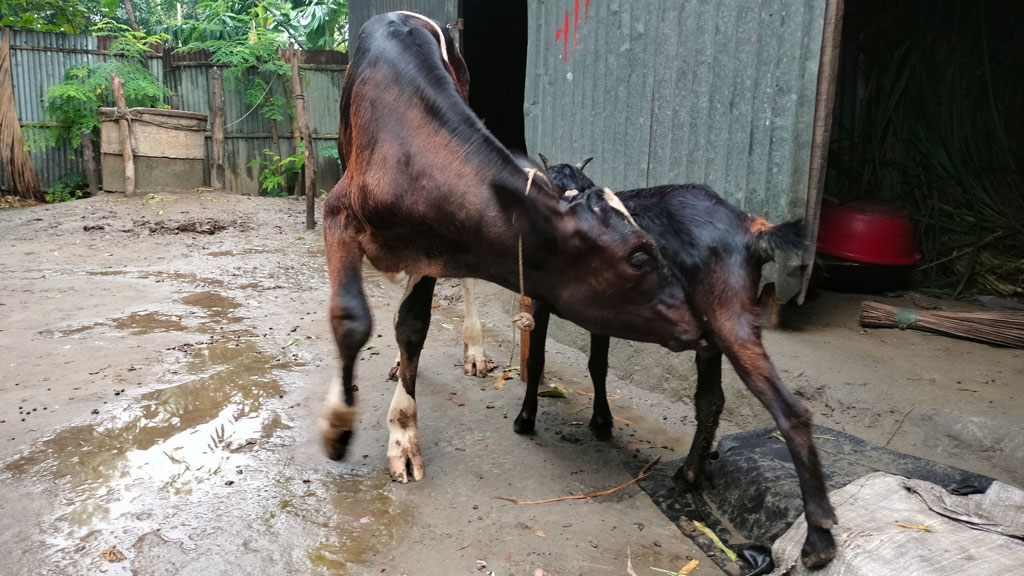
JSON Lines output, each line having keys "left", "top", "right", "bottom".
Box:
{"left": 1, "top": 29, "right": 164, "bottom": 192}
{"left": 1, "top": 29, "right": 346, "bottom": 195}
{"left": 525, "top": 0, "right": 826, "bottom": 227}
{"left": 525, "top": 0, "right": 830, "bottom": 300}
{"left": 163, "top": 51, "right": 346, "bottom": 195}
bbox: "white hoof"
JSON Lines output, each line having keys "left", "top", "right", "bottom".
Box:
{"left": 319, "top": 377, "right": 356, "bottom": 460}
{"left": 463, "top": 343, "right": 489, "bottom": 378}
{"left": 387, "top": 380, "right": 424, "bottom": 483}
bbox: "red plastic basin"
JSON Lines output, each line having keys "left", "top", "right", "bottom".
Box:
{"left": 817, "top": 200, "right": 920, "bottom": 266}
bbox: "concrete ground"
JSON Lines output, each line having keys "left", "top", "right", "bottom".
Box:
{"left": 1, "top": 192, "right": 1021, "bottom": 575}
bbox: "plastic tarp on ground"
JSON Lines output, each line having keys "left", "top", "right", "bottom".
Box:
{"left": 639, "top": 426, "right": 997, "bottom": 575}
{"left": 770, "top": 472, "right": 1024, "bottom": 575}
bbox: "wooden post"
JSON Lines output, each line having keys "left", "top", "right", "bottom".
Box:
{"left": 208, "top": 67, "right": 225, "bottom": 192}
{"left": 288, "top": 45, "right": 316, "bottom": 229}
{"left": 519, "top": 296, "right": 532, "bottom": 382}
{"left": 80, "top": 129, "right": 99, "bottom": 197}
{"left": 110, "top": 72, "right": 135, "bottom": 197}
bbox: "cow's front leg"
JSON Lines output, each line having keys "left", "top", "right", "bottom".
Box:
{"left": 388, "top": 274, "right": 436, "bottom": 483}
{"left": 461, "top": 279, "right": 489, "bottom": 377}
{"left": 320, "top": 204, "right": 371, "bottom": 461}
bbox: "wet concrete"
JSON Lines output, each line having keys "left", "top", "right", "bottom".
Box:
{"left": 1, "top": 194, "right": 723, "bottom": 576}
{"left": 2, "top": 192, "right": 1018, "bottom": 575}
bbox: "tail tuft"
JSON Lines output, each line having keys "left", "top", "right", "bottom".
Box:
{"left": 753, "top": 218, "right": 805, "bottom": 263}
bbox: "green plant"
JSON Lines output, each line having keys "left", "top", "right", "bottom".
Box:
{"left": 27, "top": 19, "right": 169, "bottom": 153}
{"left": 45, "top": 172, "right": 87, "bottom": 203}
{"left": 248, "top": 144, "right": 305, "bottom": 197}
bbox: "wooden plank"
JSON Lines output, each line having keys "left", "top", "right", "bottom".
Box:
{"left": 80, "top": 129, "right": 99, "bottom": 196}
{"left": 109, "top": 72, "right": 135, "bottom": 197}
{"left": 208, "top": 66, "right": 225, "bottom": 191}
{"left": 289, "top": 45, "right": 316, "bottom": 229}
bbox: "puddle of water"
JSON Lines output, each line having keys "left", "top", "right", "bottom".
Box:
{"left": 39, "top": 311, "right": 188, "bottom": 338}
{"left": 6, "top": 336, "right": 289, "bottom": 510}
{"left": 5, "top": 286, "right": 409, "bottom": 574}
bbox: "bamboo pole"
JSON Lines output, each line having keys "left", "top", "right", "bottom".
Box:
{"left": 288, "top": 45, "right": 316, "bottom": 229}
{"left": 208, "top": 66, "right": 225, "bottom": 192}
{"left": 110, "top": 72, "right": 135, "bottom": 197}
{"left": 80, "top": 129, "right": 99, "bottom": 197}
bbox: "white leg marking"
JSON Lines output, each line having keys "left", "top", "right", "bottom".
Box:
{"left": 386, "top": 380, "right": 423, "bottom": 483}
{"left": 461, "top": 279, "right": 488, "bottom": 377}
{"left": 318, "top": 374, "right": 357, "bottom": 459}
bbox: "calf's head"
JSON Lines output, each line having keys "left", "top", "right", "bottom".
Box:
{"left": 506, "top": 162, "right": 689, "bottom": 350}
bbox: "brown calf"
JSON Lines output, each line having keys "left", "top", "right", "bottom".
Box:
{"left": 320, "top": 13, "right": 694, "bottom": 484}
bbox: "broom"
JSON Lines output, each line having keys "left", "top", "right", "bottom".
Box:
{"left": 860, "top": 301, "right": 1024, "bottom": 348}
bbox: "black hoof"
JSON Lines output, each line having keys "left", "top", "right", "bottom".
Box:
{"left": 324, "top": 430, "right": 352, "bottom": 461}
{"left": 800, "top": 526, "right": 836, "bottom": 569}
{"left": 387, "top": 364, "right": 399, "bottom": 381}
{"left": 513, "top": 414, "right": 535, "bottom": 434}
{"left": 589, "top": 417, "right": 613, "bottom": 441}
{"left": 672, "top": 463, "right": 712, "bottom": 491}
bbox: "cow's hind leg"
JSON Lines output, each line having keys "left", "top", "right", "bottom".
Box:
{"left": 674, "top": 345, "right": 724, "bottom": 489}
{"left": 588, "top": 334, "right": 614, "bottom": 440}
{"left": 716, "top": 323, "right": 837, "bottom": 568}
{"left": 461, "top": 279, "right": 489, "bottom": 377}
{"left": 387, "top": 274, "right": 436, "bottom": 483}
{"left": 320, "top": 209, "right": 372, "bottom": 461}
{"left": 513, "top": 300, "right": 551, "bottom": 434}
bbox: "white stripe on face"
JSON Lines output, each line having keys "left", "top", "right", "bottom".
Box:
{"left": 395, "top": 11, "right": 449, "bottom": 64}
{"left": 602, "top": 188, "right": 638, "bottom": 227}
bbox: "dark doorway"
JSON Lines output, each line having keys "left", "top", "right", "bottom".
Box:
{"left": 461, "top": 0, "right": 528, "bottom": 153}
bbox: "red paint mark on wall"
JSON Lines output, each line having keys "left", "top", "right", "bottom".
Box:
{"left": 555, "top": 1, "right": 592, "bottom": 64}
{"left": 555, "top": 10, "right": 569, "bottom": 61}
{"left": 574, "top": 0, "right": 579, "bottom": 50}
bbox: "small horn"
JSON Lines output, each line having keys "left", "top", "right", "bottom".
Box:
{"left": 576, "top": 157, "right": 593, "bottom": 171}
{"left": 538, "top": 153, "right": 550, "bottom": 170}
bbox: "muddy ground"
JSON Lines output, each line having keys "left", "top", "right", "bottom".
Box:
{"left": 1, "top": 192, "right": 1021, "bottom": 576}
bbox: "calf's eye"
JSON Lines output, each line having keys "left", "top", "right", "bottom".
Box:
{"left": 628, "top": 250, "right": 652, "bottom": 271}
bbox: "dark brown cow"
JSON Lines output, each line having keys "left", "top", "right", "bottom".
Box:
{"left": 517, "top": 159, "right": 837, "bottom": 568}
{"left": 320, "top": 12, "right": 695, "bottom": 485}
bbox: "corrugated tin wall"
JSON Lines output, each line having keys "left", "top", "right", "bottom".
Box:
{"left": 1, "top": 29, "right": 344, "bottom": 196}
{"left": 349, "top": 0, "right": 459, "bottom": 53}
{"left": 1, "top": 30, "right": 164, "bottom": 192}
{"left": 525, "top": 0, "right": 826, "bottom": 228}
{"left": 165, "top": 65, "right": 344, "bottom": 195}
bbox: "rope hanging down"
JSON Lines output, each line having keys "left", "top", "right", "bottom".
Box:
{"left": 512, "top": 169, "right": 538, "bottom": 332}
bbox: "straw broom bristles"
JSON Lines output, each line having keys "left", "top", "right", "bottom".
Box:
{"left": 860, "top": 301, "right": 1024, "bottom": 348}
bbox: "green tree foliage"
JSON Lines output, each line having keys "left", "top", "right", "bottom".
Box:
{"left": 28, "top": 20, "right": 169, "bottom": 152}
{"left": 0, "top": 0, "right": 117, "bottom": 33}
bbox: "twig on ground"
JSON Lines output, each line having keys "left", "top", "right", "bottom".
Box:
{"left": 885, "top": 406, "right": 915, "bottom": 447}
{"left": 497, "top": 456, "right": 661, "bottom": 506}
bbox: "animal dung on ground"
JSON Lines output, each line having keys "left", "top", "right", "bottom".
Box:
{"left": 860, "top": 301, "right": 1024, "bottom": 348}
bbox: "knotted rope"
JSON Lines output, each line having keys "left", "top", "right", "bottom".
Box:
{"left": 508, "top": 168, "right": 539, "bottom": 367}
{"left": 512, "top": 169, "right": 538, "bottom": 332}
